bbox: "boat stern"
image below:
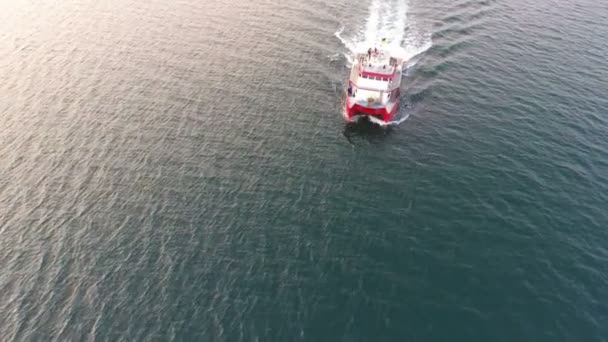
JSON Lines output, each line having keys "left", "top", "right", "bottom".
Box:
{"left": 345, "top": 97, "right": 398, "bottom": 123}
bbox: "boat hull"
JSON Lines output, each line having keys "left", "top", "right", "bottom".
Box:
{"left": 344, "top": 90, "right": 400, "bottom": 123}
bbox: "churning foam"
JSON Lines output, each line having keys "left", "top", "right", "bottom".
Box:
{"left": 336, "top": 0, "right": 432, "bottom": 61}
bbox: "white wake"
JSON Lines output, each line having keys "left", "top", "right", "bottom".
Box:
{"left": 336, "top": 0, "right": 432, "bottom": 63}
{"left": 335, "top": 0, "right": 432, "bottom": 125}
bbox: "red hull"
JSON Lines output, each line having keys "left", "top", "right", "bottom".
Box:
{"left": 344, "top": 93, "right": 399, "bottom": 123}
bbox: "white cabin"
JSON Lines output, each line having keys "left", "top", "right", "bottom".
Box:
{"left": 347, "top": 47, "right": 405, "bottom": 108}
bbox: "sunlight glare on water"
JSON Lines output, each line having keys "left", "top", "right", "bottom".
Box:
{"left": 1, "top": 0, "right": 608, "bottom": 340}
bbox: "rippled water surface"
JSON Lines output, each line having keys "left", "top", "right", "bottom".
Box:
{"left": 2, "top": 0, "right": 608, "bottom": 340}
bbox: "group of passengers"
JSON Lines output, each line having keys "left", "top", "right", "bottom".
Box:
{"left": 367, "top": 47, "right": 379, "bottom": 59}
{"left": 358, "top": 47, "right": 379, "bottom": 64}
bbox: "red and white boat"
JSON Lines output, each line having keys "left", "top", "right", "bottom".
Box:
{"left": 344, "top": 44, "right": 407, "bottom": 123}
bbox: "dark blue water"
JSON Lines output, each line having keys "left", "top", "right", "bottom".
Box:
{"left": 2, "top": 0, "right": 608, "bottom": 340}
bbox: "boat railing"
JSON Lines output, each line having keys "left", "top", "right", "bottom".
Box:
{"left": 347, "top": 81, "right": 399, "bottom": 104}
{"left": 352, "top": 85, "right": 385, "bottom": 92}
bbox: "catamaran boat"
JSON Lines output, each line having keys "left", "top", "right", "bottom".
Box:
{"left": 344, "top": 44, "right": 407, "bottom": 123}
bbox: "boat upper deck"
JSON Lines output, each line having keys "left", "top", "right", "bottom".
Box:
{"left": 356, "top": 50, "right": 398, "bottom": 76}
